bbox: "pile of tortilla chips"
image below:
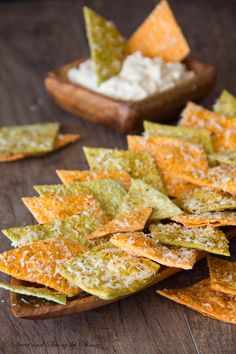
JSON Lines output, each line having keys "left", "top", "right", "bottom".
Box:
{"left": 0, "top": 122, "right": 80, "bottom": 162}
{"left": 0, "top": 90, "right": 235, "bottom": 320}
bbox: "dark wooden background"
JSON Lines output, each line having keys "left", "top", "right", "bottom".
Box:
{"left": 0, "top": 0, "right": 236, "bottom": 353}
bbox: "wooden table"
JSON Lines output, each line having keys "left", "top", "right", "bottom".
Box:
{"left": 0, "top": 0, "right": 235, "bottom": 353}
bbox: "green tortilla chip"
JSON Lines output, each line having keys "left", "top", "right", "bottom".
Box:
{"left": 118, "top": 179, "right": 182, "bottom": 221}
{"left": 149, "top": 223, "right": 229, "bottom": 256}
{"left": 174, "top": 187, "right": 236, "bottom": 214}
{"left": 208, "top": 151, "right": 236, "bottom": 166}
{"left": 83, "top": 6, "right": 127, "bottom": 84}
{"left": 83, "top": 147, "right": 165, "bottom": 193}
{"left": 2, "top": 213, "right": 101, "bottom": 247}
{"left": 0, "top": 123, "right": 59, "bottom": 154}
{"left": 59, "top": 242, "right": 160, "bottom": 300}
{"left": 34, "top": 179, "right": 126, "bottom": 219}
{"left": 144, "top": 121, "right": 213, "bottom": 154}
{"left": 0, "top": 282, "right": 66, "bottom": 304}
{"left": 214, "top": 90, "right": 236, "bottom": 117}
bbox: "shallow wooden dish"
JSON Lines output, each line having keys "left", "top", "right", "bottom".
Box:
{"left": 45, "top": 58, "right": 216, "bottom": 133}
{"left": 10, "top": 227, "right": 235, "bottom": 320}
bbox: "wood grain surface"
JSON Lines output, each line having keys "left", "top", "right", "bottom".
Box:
{"left": 0, "top": 0, "right": 236, "bottom": 353}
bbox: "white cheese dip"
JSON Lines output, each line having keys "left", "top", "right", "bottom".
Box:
{"left": 68, "top": 51, "right": 195, "bottom": 101}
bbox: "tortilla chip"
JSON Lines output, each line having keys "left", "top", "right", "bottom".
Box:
{"left": 149, "top": 223, "right": 229, "bottom": 256}
{"left": 172, "top": 211, "right": 236, "bottom": 228}
{"left": 110, "top": 232, "right": 197, "bottom": 269}
{"left": 157, "top": 278, "right": 236, "bottom": 325}
{"left": 0, "top": 282, "right": 67, "bottom": 305}
{"left": 0, "top": 239, "right": 85, "bottom": 296}
{"left": 208, "top": 256, "right": 236, "bottom": 295}
{"left": 128, "top": 0, "right": 190, "bottom": 62}
{"left": 56, "top": 170, "right": 131, "bottom": 190}
{"left": 174, "top": 187, "right": 236, "bottom": 214}
{"left": 179, "top": 102, "right": 236, "bottom": 152}
{"left": 2, "top": 213, "right": 102, "bottom": 247}
{"left": 0, "top": 153, "right": 25, "bottom": 162}
{"left": 214, "top": 90, "right": 236, "bottom": 117}
{"left": 59, "top": 242, "right": 160, "bottom": 300}
{"left": 22, "top": 195, "right": 108, "bottom": 224}
{"left": 118, "top": 179, "right": 182, "bottom": 221}
{"left": 144, "top": 120, "right": 213, "bottom": 154}
{"left": 160, "top": 175, "right": 197, "bottom": 198}
{"left": 34, "top": 183, "right": 86, "bottom": 197}
{"left": 83, "top": 147, "right": 165, "bottom": 192}
{"left": 87, "top": 207, "right": 152, "bottom": 239}
{"left": 208, "top": 151, "right": 236, "bottom": 166}
{"left": 53, "top": 134, "right": 80, "bottom": 150}
{"left": 83, "top": 7, "right": 126, "bottom": 84}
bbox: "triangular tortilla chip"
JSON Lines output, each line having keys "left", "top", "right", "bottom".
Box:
{"left": 59, "top": 242, "right": 160, "bottom": 300}
{"left": 0, "top": 239, "right": 86, "bottom": 296}
{"left": 0, "top": 153, "right": 25, "bottom": 162}
{"left": 144, "top": 120, "right": 213, "bottom": 154}
{"left": 172, "top": 211, "right": 236, "bottom": 228}
{"left": 214, "top": 90, "right": 236, "bottom": 117}
{"left": 0, "top": 282, "right": 67, "bottom": 305}
{"left": 128, "top": 0, "right": 190, "bottom": 62}
{"left": 34, "top": 179, "right": 126, "bottom": 219}
{"left": 53, "top": 134, "right": 80, "bottom": 151}
{"left": 83, "top": 7, "right": 126, "bottom": 84}
{"left": 87, "top": 208, "right": 152, "bottom": 239}
{"left": 157, "top": 278, "right": 236, "bottom": 325}
{"left": 174, "top": 187, "right": 236, "bottom": 214}
{"left": 208, "top": 151, "right": 236, "bottom": 166}
{"left": 2, "top": 213, "right": 102, "bottom": 247}
{"left": 83, "top": 147, "right": 165, "bottom": 193}
{"left": 149, "top": 223, "right": 229, "bottom": 256}
{"left": 160, "top": 175, "right": 197, "bottom": 198}
{"left": 118, "top": 179, "right": 182, "bottom": 221}
{"left": 22, "top": 195, "right": 108, "bottom": 224}
{"left": 0, "top": 122, "right": 59, "bottom": 155}
{"left": 110, "top": 232, "right": 197, "bottom": 269}
{"left": 179, "top": 102, "right": 236, "bottom": 152}
{"left": 56, "top": 170, "right": 131, "bottom": 190}
{"left": 208, "top": 256, "right": 236, "bottom": 295}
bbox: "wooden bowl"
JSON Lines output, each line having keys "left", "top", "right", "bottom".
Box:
{"left": 45, "top": 58, "right": 216, "bottom": 133}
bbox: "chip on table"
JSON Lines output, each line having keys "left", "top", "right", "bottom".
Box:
{"left": 59, "top": 242, "right": 160, "bottom": 300}
{"left": 208, "top": 256, "right": 236, "bottom": 295}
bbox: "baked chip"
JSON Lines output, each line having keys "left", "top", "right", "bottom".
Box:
{"left": 0, "top": 282, "right": 67, "bottom": 305}
{"left": 87, "top": 207, "right": 152, "bottom": 239}
{"left": 110, "top": 232, "right": 197, "bottom": 269}
{"left": 214, "top": 90, "right": 236, "bottom": 117}
{"left": 208, "top": 256, "right": 236, "bottom": 295}
{"left": 0, "top": 239, "right": 86, "bottom": 296}
{"left": 0, "top": 122, "right": 59, "bottom": 155}
{"left": 2, "top": 213, "right": 102, "bottom": 247}
{"left": 144, "top": 120, "right": 213, "bottom": 154}
{"left": 174, "top": 187, "right": 236, "bottom": 214}
{"left": 128, "top": 0, "right": 190, "bottom": 62}
{"left": 56, "top": 170, "right": 131, "bottom": 190}
{"left": 157, "top": 278, "right": 236, "bottom": 325}
{"left": 118, "top": 179, "right": 182, "bottom": 221}
{"left": 0, "top": 153, "right": 25, "bottom": 162}
{"left": 83, "top": 7, "right": 126, "bottom": 84}
{"left": 59, "top": 242, "right": 160, "bottom": 300}
{"left": 83, "top": 147, "right": 164, "bottom": 192}
{"left": 22, "top": 195, "right": 108, "bottom": 224}
{"left": 149, "top": 223, "right": 229, "bottom": 256}
{"left": 179, "top": 102, "right": 236, "bottom": 152}
{"left": 208, "top": 151, "right": 236, "bottom": 166}
{"left": 172, "top": 211, "right": 236, "bottom": 228}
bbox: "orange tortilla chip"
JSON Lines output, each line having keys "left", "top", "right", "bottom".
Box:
{"left": 53, "top": 134, "right": 80, "bottom": 151}
{"left": 87, "top": 207, "right": 152, "bottom": 239}
{"left": 0, "top": 239, "right": 86, "bottom": 296}
{"left": 128, "top": 0, "right": 190, "bottom": 62}
{"left": 22, "top": 195, "right": 108, "bottom": 224}
{"left": 172, "top": 211, "right": 236, "bottom": 228}
{"left": 208, "top": 256, "right": 236, "bottom": 295}
{"left": 179, "top": 102, "right": 236, "bottom": 152}
{"left": 110, "top": 232, "right": 197, "bottom": 269}
{"left": 0, "top": 153, "right": 25, "bottom": 162}
{"left": 56, "top": 170, "right": 131, "bottom": 190}
{"left": 157, "top": 278, "right": 236, "bottom": 324}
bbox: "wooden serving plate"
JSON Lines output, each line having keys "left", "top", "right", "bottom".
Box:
{"left": 10, "top": 227, "right": 235, "bottom": 320}
{"left": 45, "top": 58, "right": 216, "bottom": 133}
